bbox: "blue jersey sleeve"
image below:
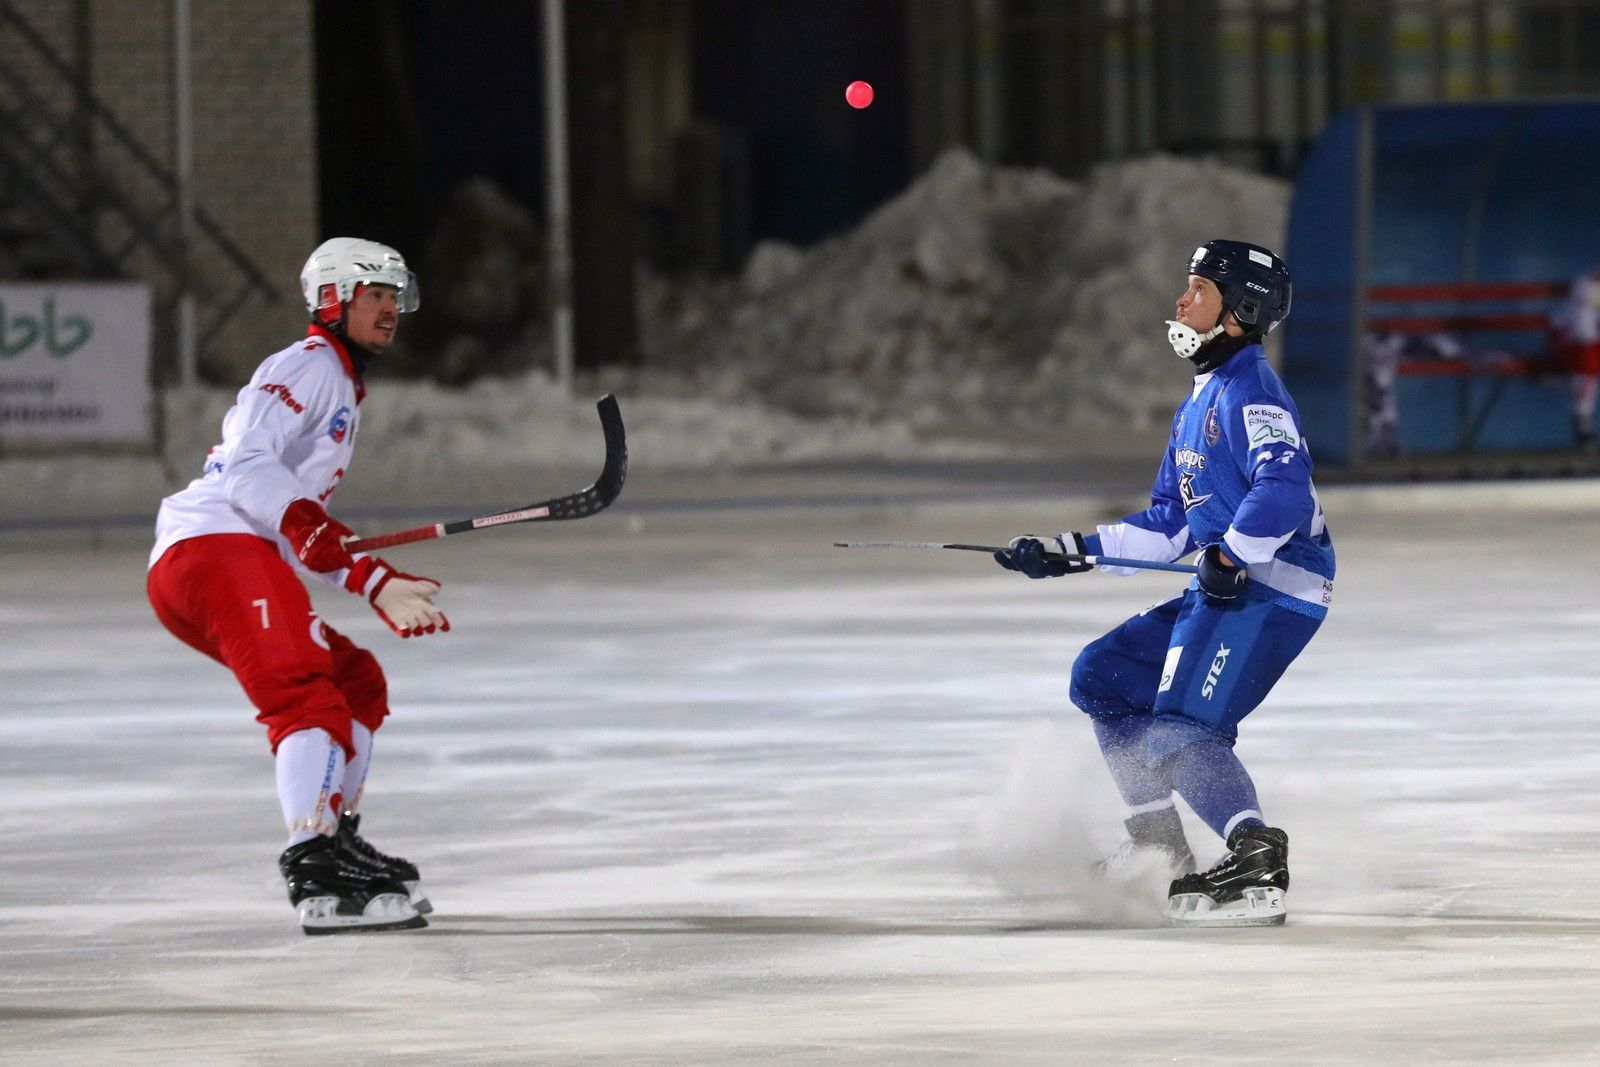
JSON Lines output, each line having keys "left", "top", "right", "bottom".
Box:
{"left": 1220, "top": 389, "right": 1316, "bottom": 565}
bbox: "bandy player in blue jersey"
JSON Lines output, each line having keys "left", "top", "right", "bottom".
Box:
{"left": 996, "top": 240, "right": 1334, "bottom": 927}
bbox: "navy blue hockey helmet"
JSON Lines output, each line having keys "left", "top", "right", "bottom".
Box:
{"left": 1187, "top": 240, "right": 1292, "bottom": 337}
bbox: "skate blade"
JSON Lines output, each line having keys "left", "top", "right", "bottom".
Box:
{"left": 1165, "top": 886, "right": 1286, "bottom": 927}
{"left": 404, "top": 880, "right": 433, "bottom": 915}
{"left": 297, "top": 893, "right": 428, "bottom": 935}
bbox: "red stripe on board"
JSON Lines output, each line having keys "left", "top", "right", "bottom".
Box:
{"left": 1368, "top": 282, "right": 1569, "bottom": 302}
{"left": 1367, "top": 313, "right": 1550, "bottom": 334}
{"left": 1395, "top": 357, "right": 1564, "bottom": 377}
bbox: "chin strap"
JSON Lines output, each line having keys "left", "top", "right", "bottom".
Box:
{"left": 1166, "top": 319, "right": 1226, "bottom": 358}
{"left": 1189, "top": 332, "right": 1255, "bottom": 374}
{"left": 343, "top": 334, "right": 374, "bottom": 378}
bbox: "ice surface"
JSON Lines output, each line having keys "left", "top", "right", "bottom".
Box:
{"left": 4, "top": 484, "right": 1600, "bottom": 1063}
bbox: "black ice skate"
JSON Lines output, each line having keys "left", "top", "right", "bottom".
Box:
{"left": 279, "top": 834, "right": 426, "bottom": 935}
{"left": 1095, "top": 807, "right": 1197, "bottom": 882}
{"left": 337, "top": 812, "right": 432, "bottom": 914}
{"left": 1165, "top": 823, "right": 1288, "bottom": 927}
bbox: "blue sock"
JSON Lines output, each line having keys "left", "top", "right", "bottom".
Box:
{"left": 1168, "top": 740, "right": 1264, "bottom": 841}
{"left": 1091, "top": 715, "right": 1173, "bottom": 809}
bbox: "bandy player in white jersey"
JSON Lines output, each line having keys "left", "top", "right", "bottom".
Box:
{"left": 147, "top": 238, "right": 447, "bottom": 934}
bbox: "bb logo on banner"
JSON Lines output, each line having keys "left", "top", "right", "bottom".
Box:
{"left": 0, "top": 282, "right": 152, "bottom": 444}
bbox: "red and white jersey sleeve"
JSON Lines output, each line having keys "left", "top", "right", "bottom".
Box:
{"left": 1565, "top": 271, "right": 1600, "bottom": 344}
{"left": 150, "top": 326, "right": 363, "bottom": 580}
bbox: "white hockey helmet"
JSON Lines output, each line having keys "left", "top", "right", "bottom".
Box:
{"left": 300, "top": 237, "right": 420, "bottom": 324}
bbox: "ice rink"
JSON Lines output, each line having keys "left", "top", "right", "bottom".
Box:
{"left": 5, "top": 478, "right": 1600, "bottom": 1064}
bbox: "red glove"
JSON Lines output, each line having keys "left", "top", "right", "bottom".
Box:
{"left": 279, "top": 498, "right": 357, "bottom": 574}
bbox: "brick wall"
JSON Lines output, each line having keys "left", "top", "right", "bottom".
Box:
{"left": 5, "top": 0, "right": 316, "bottom": 380}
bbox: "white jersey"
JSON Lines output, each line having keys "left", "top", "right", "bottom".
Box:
{"left": 1558, "top": 270, "right": 1600, "bottom": 344}
{"left": 150, "top": 325, "right": 365, "bottom": 587}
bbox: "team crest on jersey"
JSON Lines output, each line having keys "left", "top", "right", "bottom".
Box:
{"left": 328, "top": 406, "right": 351, "bottom": 443}
{"left": 1203, "top": 406, "right": 1221, "bottom": 445}
{"left": 1178, "top": 470, "right": 1212, "bottom": 511}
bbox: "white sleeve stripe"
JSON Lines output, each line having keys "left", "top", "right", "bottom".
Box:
{"left": 1223, "top": 526, "right": 1294, "bottom": 566}
{"left": 1095, "top": 521, "right": 1189, "bottom": 575}
{"left": 359, "top": 559, "right": 387, "bottom": 599}
{"left": 1247, "top": 557, "right": 1333, "bottom": 608}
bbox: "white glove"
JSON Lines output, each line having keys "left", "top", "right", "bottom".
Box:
{"left": 369, "top": 566, "right": 450, "bottom": 638}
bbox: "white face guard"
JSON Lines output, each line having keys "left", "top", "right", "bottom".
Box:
{"left": 359, "top": 269, "right": 420, "bottom": 313}
{"left": 1166, "top": 319, "right": 1225, "bottom": 358}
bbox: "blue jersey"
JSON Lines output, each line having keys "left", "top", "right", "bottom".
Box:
{"left": 1079, "top": 345, "right": 1335, "bottom": 619}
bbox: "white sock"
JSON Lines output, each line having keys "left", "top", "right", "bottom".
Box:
{"left": 342, "top": 722, "right": 375, "bottom": 817}
{"left": 275, "top": 728, "right": 345, "bottom": 846}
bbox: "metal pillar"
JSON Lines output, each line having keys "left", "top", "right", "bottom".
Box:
{"left": 543, "top": 0, "right": 575, "bottom": 395}
{"left": 172, "top": 0, "right": 196, "bottom": 388}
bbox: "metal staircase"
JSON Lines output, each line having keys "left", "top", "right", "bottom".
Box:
{"left": 0, "top": 0, "right": 276, "bottom": 379}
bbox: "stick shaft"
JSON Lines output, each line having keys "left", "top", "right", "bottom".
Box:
{"left": 1086, "top": 555, "right": 1199, "bottom": 575}
{"left": 346, "top": 524, "right": 444, "bottom": 551}
{"left": 344, "top": 395, "right": 625, "bottom": 553}
{"left": 832, "top": 540, "right": 1200, "bottom": 575}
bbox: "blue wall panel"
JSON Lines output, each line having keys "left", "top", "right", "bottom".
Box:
{"left": 1283, "top": 102, "right": 1600, "bottom": 466}
{"left": 1283, "top": 110, "right": 1361, "bottom": 465}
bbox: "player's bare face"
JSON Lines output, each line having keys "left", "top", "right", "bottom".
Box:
{"left": 345, "top": 284, "right": 400, "bottom": 353}
{"left": 1175, "top": 275, "right": 1222, "bottom": 331}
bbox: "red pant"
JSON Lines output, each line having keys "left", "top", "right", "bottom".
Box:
{"left": 147, "top": 534, "right": 389, "bottom": 757}
{"left": 1558, "top": 336, "right": 1600, "bottom": 377}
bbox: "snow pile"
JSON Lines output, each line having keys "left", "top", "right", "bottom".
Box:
{"left": 2, "top": 374, "right": 1006, "bottom": 522}
{"left": 3, "top": 151, "right": 1291, "bottom": 519}
{"left": 160, "top": 372, "right": 1002, "bottom": 478}
{"left": 394, "top": 178, "right": 551, "bottom": 384}
{"left": 641, "top": 148, "right": 1290, "bottom": 435}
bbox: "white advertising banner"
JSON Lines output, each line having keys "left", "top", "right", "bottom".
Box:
{"left": 0, "top": 282, "right": 153, "bottom": 445}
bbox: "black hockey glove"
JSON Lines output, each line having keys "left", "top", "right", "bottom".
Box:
{"left": 994, "top": 533, "right": 1094, "bottom": 579}
{"left": 1196, "top": 544, "right": 1247, "bottom": 601}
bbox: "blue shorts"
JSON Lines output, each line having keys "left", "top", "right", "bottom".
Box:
{"left": 1069, "top": 589, "right": 1321, "bottom": 758}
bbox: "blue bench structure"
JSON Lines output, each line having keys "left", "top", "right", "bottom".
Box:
{"left": 1283, "top": 102, "right": 1600, "bottom": 467}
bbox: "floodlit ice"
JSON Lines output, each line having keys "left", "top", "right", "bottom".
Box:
{"left": 5, "top": 482, "right": 1600, "bottom": 1063}
{"left": 0, "top": 146, "right": 1588, "bottom": 1060}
